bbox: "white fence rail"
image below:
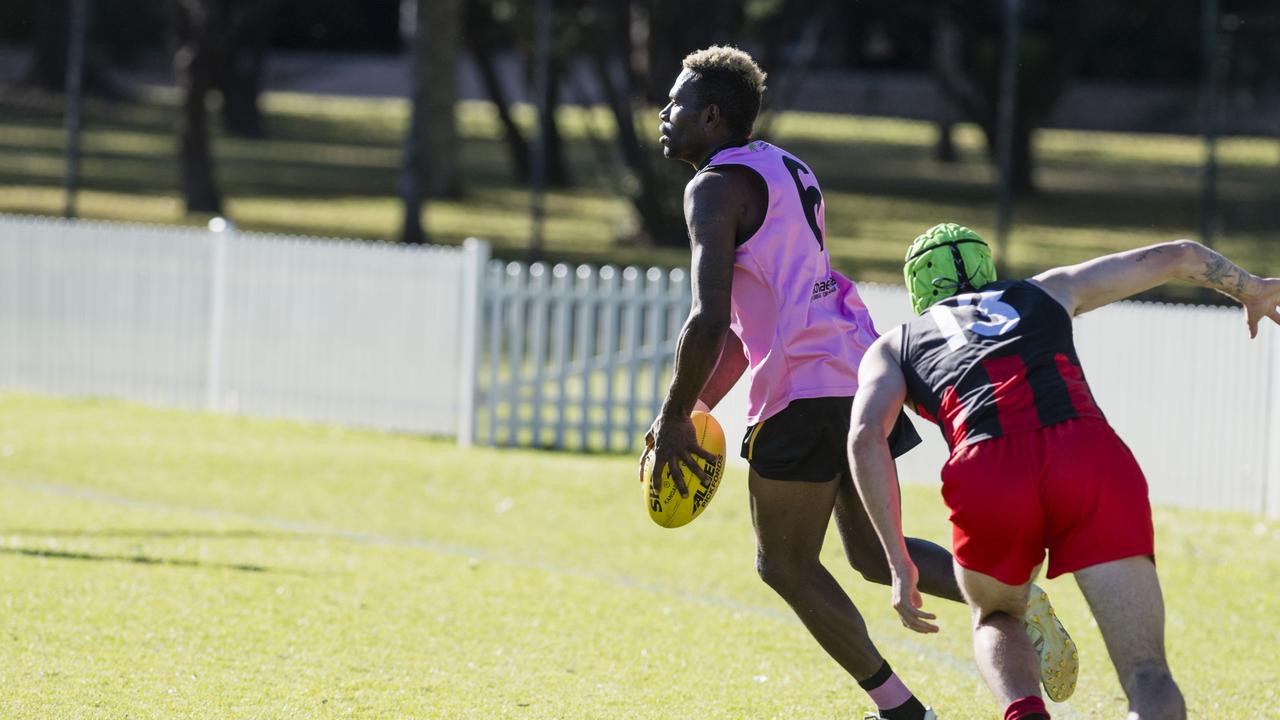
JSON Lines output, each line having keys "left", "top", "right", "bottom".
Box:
{"left": 1, "top": 215, "right": 1277, "bottom": 517}
{"left": 0, "top": 215, "right": 482, "bottom": 436}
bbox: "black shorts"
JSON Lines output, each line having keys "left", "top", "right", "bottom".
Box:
{"left": 740, "top": 396, "right": 921, "bottom": 482}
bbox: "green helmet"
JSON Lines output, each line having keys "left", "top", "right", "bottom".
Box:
{"left": 903, "top": 223, "right": 997, "bottom": 314}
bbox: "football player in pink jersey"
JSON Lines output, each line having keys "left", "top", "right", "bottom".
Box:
{"left": 641, "top": 45, "right": 1071, "bottom": 720}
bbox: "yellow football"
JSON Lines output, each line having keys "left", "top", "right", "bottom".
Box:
{"left": 642, "top": 411, "right": 726, "bottom": 528}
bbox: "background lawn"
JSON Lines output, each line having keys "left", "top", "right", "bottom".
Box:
{"left": 0, "top": 91, "right": 1276, "bottom": 299}
{"left": 0, "top": 393, "right": 1276, "bottom": 719}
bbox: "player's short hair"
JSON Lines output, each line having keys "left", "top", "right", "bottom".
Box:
{"left": 681, "top": 46, "right": 767, "bottom": 136}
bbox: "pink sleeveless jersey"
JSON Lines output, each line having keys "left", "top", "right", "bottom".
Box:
{"left": 702, "top": 140, "right": 880, "bottom": 425}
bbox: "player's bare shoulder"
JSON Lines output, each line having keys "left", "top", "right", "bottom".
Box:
{"left": 683, "top": 165, "right": 767, "bottom": 242}
{"left": 683, "top": 164, "right": 756, "bottom": 204}
{"left": 872, "top": 326, "right": 905, "bottom": 361}
{"left": 857, "top": 326, "right": 905, "bottom": 378}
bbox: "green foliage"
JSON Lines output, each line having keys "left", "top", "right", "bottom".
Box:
{"left": 0, "top": 393, "right": 1276, "bottom": 718}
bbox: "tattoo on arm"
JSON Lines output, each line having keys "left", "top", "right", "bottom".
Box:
{"left": 1200, "top": 256, "right": 1234, "bottom": 285}
{"left": 1193, "top": 253, "right": 1250, "bottom": 298}
{"left": 1128, "top": 242, "right": 1254, "bottom": 301}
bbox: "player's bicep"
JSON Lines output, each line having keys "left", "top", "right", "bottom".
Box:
{"left": 684, "top": 173, "right": 740, "bottom": 320}
{"left": 851, "top": 335, "right": 909, "bottom": 442}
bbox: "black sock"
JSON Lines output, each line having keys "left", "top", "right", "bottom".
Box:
{"left": 857, "top": 661, "right": 894, "bottom": 691}
{"left": 877, "top": 697, "right": 928, "bottom": 720}
{"left": 858, "top": 661, "right": 927, "bottom": 720}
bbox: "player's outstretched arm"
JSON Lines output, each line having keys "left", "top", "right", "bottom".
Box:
{"left": 848, "top": 332, "right": 938, "bottom": 634}
{"left": 1032, "top": 239, "right": 1280, "bottom": 337}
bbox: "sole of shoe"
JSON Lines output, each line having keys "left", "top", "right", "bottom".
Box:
{"left": 1026, "top": 585, "right": 1078, "bottom": 702}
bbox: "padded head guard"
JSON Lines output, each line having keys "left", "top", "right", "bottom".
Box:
{"left": 903, "top": 222, "right": 997, "bottom": 314}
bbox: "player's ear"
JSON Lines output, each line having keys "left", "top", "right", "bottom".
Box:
{"left": 702, "top": 103, "right": 721, "bottom": 130}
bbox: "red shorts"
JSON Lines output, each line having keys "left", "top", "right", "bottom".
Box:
{"left": 941, "top": 416, "right": 1155, "bottom": 586}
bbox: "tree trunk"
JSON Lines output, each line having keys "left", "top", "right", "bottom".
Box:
{"left": 400, "top": 0, "right": 430, "bottom": 244}
{"left": 588, "top": 0, "right": 685, "bottom": 246}
{"left": 591, "top": 46, "right": 670, "bottom": 245}
{"left": 542, "top": 56, "right": 571, "bottom": 188}
{"left": 216, "top": 0, "right": 281, "bottom": 139}
{"left": 931, "top": 3, "right": 960, "bottom": 163}
{"left": 218, "top": 56, "right": 266, "bottom": 139}
{"left": 464, "top": 0, "right": 529, "bottom": 182}
{"left": 981, "top": 118, "right": 1035, "bottom": 195}
{"left": 173, "top": 0, "right": 223, "bottom": 214}
{"left": 1011, "top": 122, "right": 1034, "bottom": 194}
{"left": 471, "top": 43, "right": 530, "bottom": 181}
{"left": 26, "top": 0, "right": 71, "bottom": 91}
{"left": 419, "top": 0, "right": 460, "bottom": 198}
{"left": 23, "top": 0, "right": 123, "bottom": 98}
{"left": 934, "top": 120, "right": 957, "bottom": 163}
{"left": 899, "top": 2, "right": 1096, "bottom": 195}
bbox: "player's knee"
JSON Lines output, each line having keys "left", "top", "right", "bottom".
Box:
{"left": 972, "top": 608, "right": 1018, "bottom": 629}
{"left": 755, "top": 552, "right": 807, "bottom": 597}
{"left": 846, "top": 550, "right": 891, "bottom": 585}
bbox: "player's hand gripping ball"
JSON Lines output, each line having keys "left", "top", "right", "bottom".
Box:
{"left": 641, "top": 411, "right": 726, "bottom": 528}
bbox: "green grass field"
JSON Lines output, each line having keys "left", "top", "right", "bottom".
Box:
{"left": 0, "top": 90, "right": 1277, "bottom": 292}
{"left": 1, "top": 393, "right": 1276, "bottom": 719}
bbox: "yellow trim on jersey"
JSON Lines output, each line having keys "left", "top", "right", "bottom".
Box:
{"left": 746, "top": 421, "right": 765, "bottom": 460}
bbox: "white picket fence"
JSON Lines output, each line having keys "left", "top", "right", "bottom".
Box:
{"left": 475, "top": 261, "right": 689, "bottom": 451}
{"left": 1, "top": 214, "right": 1277, "bottom": 517}
{"left": 0, "top": 215, "right": 484, "bottom": 436}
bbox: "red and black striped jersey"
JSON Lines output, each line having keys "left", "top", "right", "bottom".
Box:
{"left": 898, "top": 280, "right": 1104, "bottom": 450}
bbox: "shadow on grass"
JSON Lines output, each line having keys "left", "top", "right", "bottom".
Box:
{"left": 0, "top": 138, "right": 522, "bottom": 200}
{"left": 0, "top": 158, "right": 398, "bottom": 200}
{"left": 0, "top": 94, "right": 176, "bottom": 135}
{"left": 0, "top": 528, "right": 299, "bottom": 540}
{"left": 0, "top": 94, "right": 405, "bottom": 149}
{"left": 0, "top": 545, "right": 295, "bottom": 574}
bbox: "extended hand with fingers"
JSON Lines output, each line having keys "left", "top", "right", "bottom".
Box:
{"left": 890, "top": 561, "right": 939, "bottom": 634}
{"left": 1241, "top": 276, "right": 1280, "bottom": 338}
